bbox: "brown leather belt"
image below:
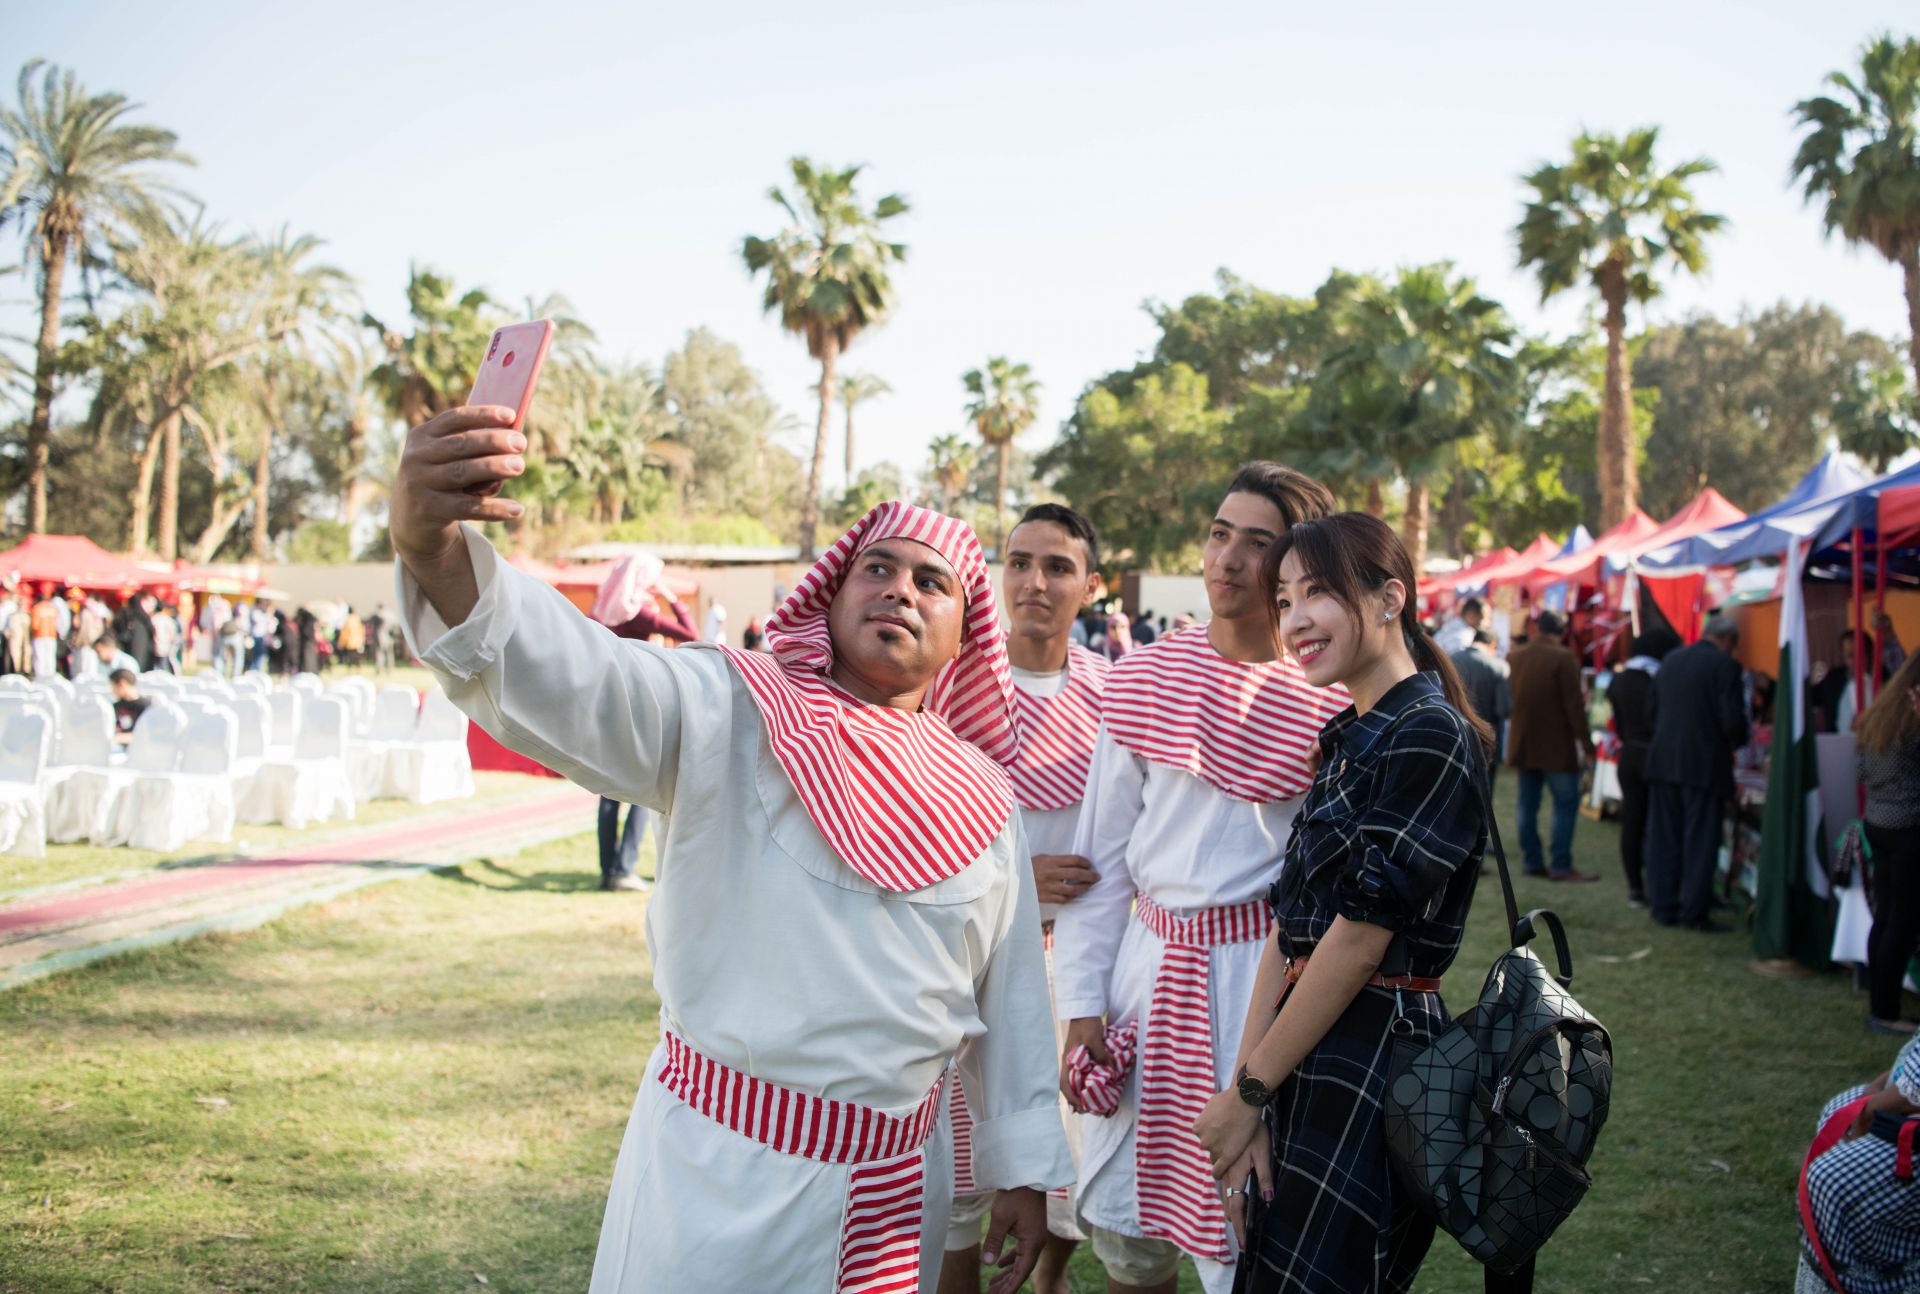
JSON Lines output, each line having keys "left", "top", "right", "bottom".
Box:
{"left": 1285, "top": 954, "right": 1441, "bottom": 994}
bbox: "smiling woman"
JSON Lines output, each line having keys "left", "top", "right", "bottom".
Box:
{"left": 1204, "top": 511, "right": 1517, "bottom": 1294}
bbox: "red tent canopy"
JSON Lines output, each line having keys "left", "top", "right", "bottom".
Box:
{"left": 1469, "top": 533, "right": 1565, "bottom": 589}
{"left": 1517, "top": 508, "right": 1664, "bottom": 590}
{"left": 1881, "top": 484, "right": 1920, "bottom": 549}
{"left": 0, "top": 535, "right": 158, "bottom": 592}
{"left": 1624, "top": 488, "right": 1747, "bottom": 559}
{"left": 1417, "top": 545, "right": 1519, "bottom": 600}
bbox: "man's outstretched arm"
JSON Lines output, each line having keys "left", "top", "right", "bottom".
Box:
{"left": 390, "top": 404, "right": 705, "bottom": 814}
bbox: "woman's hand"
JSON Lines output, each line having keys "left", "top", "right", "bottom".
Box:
{"left": 1194, "top": 1086, "right": 1263, "bottom": 1177}
{"left": 1219, "top": 1123, "right": 1274, "bottom": 1250}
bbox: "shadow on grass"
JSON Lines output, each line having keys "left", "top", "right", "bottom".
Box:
{"left": 430, "top": 856, "right": 605, "bottom": 894}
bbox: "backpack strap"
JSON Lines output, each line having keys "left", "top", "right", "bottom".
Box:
{"left": 1374, "top": 697, "right": 1572, "bottom": 988}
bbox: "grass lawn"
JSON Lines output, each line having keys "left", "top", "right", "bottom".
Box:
{"left": 1, "top": 782, "right": 1907, "bottom": 1294}
{"left": 1, "top": 772, "right": 554, "bottom": 897}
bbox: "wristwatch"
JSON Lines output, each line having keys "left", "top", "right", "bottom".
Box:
{"left": 1236, "top": 1064, "right": 1274, "bottom": 1108}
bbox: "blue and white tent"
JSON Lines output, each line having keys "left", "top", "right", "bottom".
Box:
{"left": 1635, "top": 453, "right": 1870, "bottom": 573}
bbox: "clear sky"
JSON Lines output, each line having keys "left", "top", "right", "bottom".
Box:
{"left": 6, "top": 0, "right": 1915, "bottom": 488}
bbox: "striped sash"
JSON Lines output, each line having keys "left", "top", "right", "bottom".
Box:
{"left": 1101, "top": 625, "right": 1347, "bottom": 802}
{"left": 1132, "top": 893, "right": 1270, "bottom": 1263}
{"left": 1006, "top": 645, "right": 1109, "bottom": 810}
{"left": 658, "top": 1032, "right": 945, "bottom": 1293}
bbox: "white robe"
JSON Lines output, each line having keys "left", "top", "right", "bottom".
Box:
{"left": 397, "top": 526, "right": 1072, "bottom": 1294}
{"left": 1050, "top": 722, "right": 1305, "bottom": 1294}
{"left": 945, "top": 662, "right": 1088, "bottom": 1245}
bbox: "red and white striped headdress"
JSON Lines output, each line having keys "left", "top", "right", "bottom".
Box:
{"left": 1102, "top": 624, "right": 1349, "bottom": 802}
{"left": 1006, "top": 644, "right": 1109, "bottom": 811}
{"left": 714, "top": 501, "right": 1017, "bottom": 892}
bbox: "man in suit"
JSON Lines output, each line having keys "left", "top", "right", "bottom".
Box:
{"left": 1642, "top": 614, "right": 1751, "bottom": 932}
{"left": 1507, "top": 610, "right": 1598, "bottom": 881}
{"left": 1451, "top": 629, "right": 1512, "bottom": 786}
{"left": 1606, "top": 627, "right": 1682, "bottom": 910}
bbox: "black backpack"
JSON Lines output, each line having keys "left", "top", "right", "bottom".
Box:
{"left": 1380, "top": 727, "right": 1614, "bottom": 1274}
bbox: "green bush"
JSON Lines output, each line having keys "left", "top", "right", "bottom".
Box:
{"left": 282, "top": 519, "right": 353, "bottom": 564}
{"left": 605, "top": 511, "right": 783, "bottom": 548}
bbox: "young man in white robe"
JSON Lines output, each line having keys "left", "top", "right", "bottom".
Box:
{"left": 1052, "top": 462, "right": 1349, "bottom": 1294}
{"left": 388, "top": 404, "right": 1072, "bottom": 1294}
{"left": 941, "top": 503, "right": 1108, "bottom": 1294}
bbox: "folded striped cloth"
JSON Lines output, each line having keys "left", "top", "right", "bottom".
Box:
{"left": 1063, "top": 1020, "right": 1139, "bottom": 1117}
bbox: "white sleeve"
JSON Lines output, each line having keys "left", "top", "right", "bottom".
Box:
{"left": 958, "top": 814, "right": 1075, "bottom": 1193}
{"left": 1048, "top": 723, "right": 1146, "bottom": 1020}
{"left": 393, "top": 523, "right": 714, "bottom": 812}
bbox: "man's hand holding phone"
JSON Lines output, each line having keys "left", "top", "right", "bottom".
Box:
{"left": 390, "top": 405, "right": 528, "bottom": 627}
{"left": 391, "top": 319, "right": 554, "bottom": 628}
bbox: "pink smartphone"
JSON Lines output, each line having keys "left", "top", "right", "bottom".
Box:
{"left": 464, "top": 319, "right": 554, "bottom": 495}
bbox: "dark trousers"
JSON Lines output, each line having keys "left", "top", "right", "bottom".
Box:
{"left": 1515, "top": 768, "right": 1581, "bottom": 875}
{"left": 1644, "top": 782, "right": 1722, "bottom": 926}
{"left": 597, "top": 798, "right": 651, "bottom": 880}
{"left": 1617, "top": 754, "right": 1650, "bottom": 897}
{"left": 1866, "top": 822, "right": 1920, "bottom": 1021}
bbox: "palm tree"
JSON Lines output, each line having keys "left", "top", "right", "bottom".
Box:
{"left": 1516, "top": 128, "right": 1723, "bottom": 528}
{"left": 77, "top": 210, "right": 263, "bottom": 558}
{"left": 1792, "top": 34, "right": 1920, "bottom": 399}
{"left": 363, "top": 266, "right": 496, "bottom": 427}
{"left": 1835, "top": 363, "right": 1919, "bottom": 472}
{"left": 962, "top": 357, "right": 1040, "bottom": 553}
{"left": 0, "top": 59, "right": 191, "bottom": 533}
{"left": 1306, "top": 265, "right": 1522, "bottom": 571}
{"left": 925, "top": 433, "right": 977, "bottom": 513}
{"left": 741, "top": 158, "right": 908, "bottom": 558}
{"left": 836, "top": 370, "right": 891, "bottom": 487}
{"left": 249, "top": 227, "right": 348, "bottom": 558}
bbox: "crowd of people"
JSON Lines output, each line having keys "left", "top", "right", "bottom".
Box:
{"left": 197, "top": 592, "right": 400, "bottom": 679}
{"left": 0, "top": 583, "right": 182, "bottom": 680}
{"left": 0, "top": 581, "right": 405, "bottom": 688}
{"left": 388, "top": 391, "right": 1618, "bottom": 1294}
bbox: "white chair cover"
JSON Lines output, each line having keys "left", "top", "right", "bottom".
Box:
{"left": 0, "top": 711, "right": 51, "bottom": 857}
{"left": 234, "top": 671, "right": 271, "bottom": 694}
{"left": 380, "top": 690, "right": 474, "bottom": 805}
{"left": 368, "top": 686, "right": 420, "bottom": 742}
{"left": 104, "top": 708, "right": 238, "bottom": 851}
{"left": 237, "top": 695, "right": 354, "bottom": 830}
{"left": 290, "top": 672, "right": 323, "bottom": 697}
{"left": 0, "top": 676, "right": 31, "bottom": 692}
{"left": 43, "top": 696, "right": 129, "bottom": 845}
{"left": 266, "top": 691, "right": 301, "bottom": 753}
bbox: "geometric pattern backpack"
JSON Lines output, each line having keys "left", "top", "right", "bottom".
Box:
{"left": 1381, "top": 737, "right": 1614, "bottom": 1274}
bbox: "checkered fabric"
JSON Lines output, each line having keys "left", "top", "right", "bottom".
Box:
{"left": 1800, "top": 1078, "right": 1920, "bottom": 1294}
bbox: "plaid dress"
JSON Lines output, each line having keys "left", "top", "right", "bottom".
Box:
{"left": 1237, "top": 673, "right": 1487, "bottom": 1294}
{"left": 1797, "top": 1036, "right": 1920, "bottom": 1294}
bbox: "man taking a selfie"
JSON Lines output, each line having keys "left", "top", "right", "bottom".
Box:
{"left": 388, "top": 403, "right": 1069, "bottom": 1294}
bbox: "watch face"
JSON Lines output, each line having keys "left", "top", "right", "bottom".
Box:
{"left": 1238, "top": 1075, "right": 1269, "bottom": 1105}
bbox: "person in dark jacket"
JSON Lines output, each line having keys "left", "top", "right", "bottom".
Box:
{"left": 1450, "top": 629, "right": 1511, "bottom": 785}
{"left": 1642, "top": 614, "right": 1750, "bottom": 932}
{"left": 111, "top": 593, "right": 156, "bottom": 672}
{"left": 1507, "top": 610, "right": 1597, "bottom": 881}
{"left": 1607, "top": 627, "right": 1681, "bottom": 910}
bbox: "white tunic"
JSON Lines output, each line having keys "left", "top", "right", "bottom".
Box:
{"left": 397, "top": 526, "right": 1072, "bottom": 1294}
{"left": 1049, "top": 722, "right": 1305, "bottom": 1293}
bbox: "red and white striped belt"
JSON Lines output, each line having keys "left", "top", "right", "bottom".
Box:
{"left": 1132, "top": 893, "right": 1270, "bottom": 1264}
{"left": 658, "top": 1031, "right": 945, "bottom": 1293}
